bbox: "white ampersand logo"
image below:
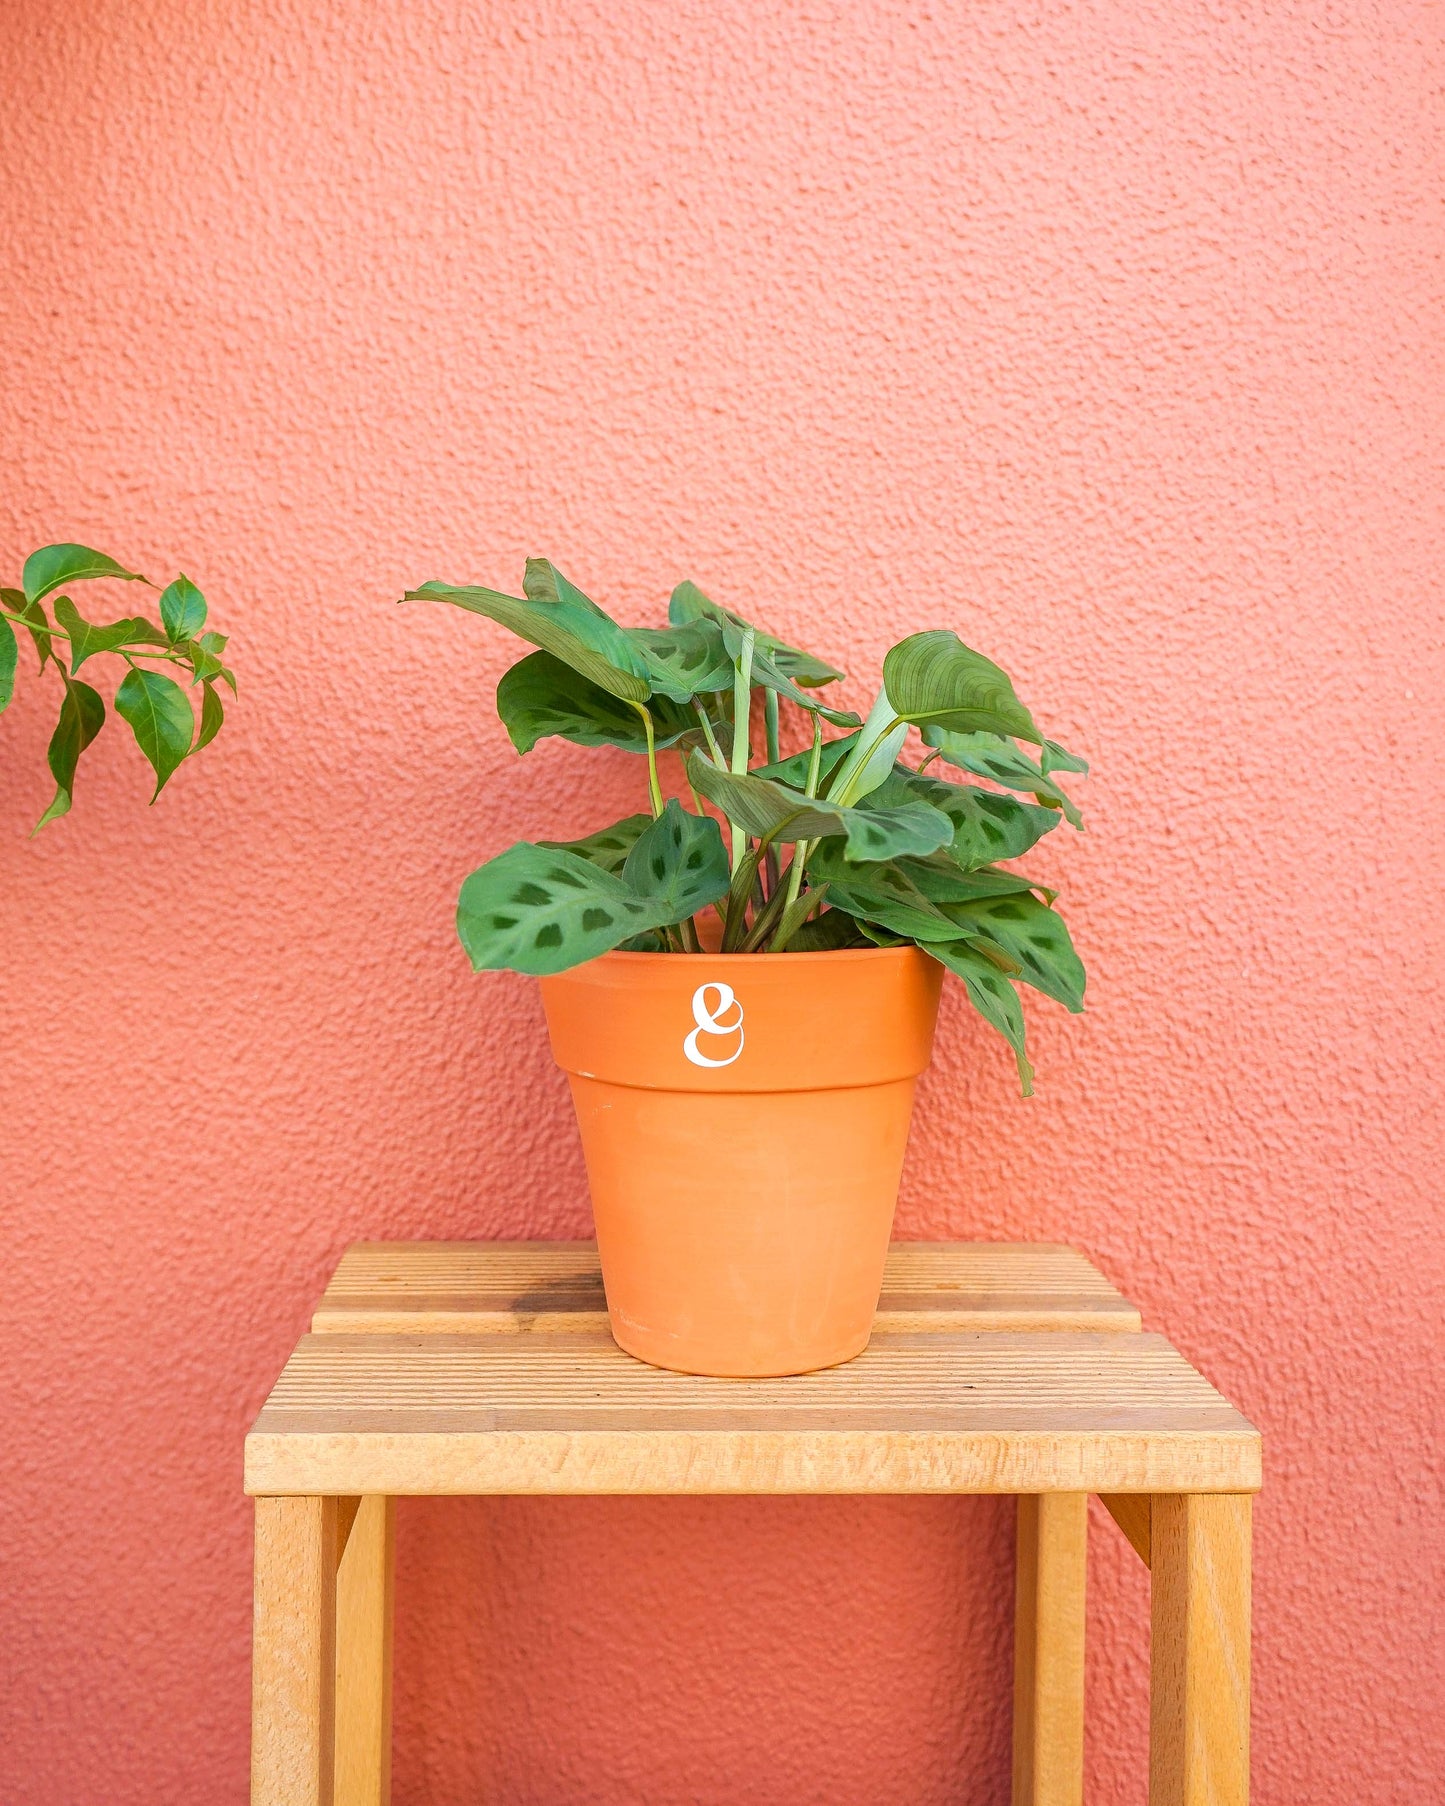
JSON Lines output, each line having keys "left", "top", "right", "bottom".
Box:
{"left": 683, "top": 982, "right": 745, "bottom": 1068}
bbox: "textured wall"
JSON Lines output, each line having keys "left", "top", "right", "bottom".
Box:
{"left": 1, "top": 1, "right": 1441, "bottom": 1800}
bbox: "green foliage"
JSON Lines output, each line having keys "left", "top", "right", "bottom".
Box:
{"left": 539, "top": 813, "right": 653, "bottom": 873}
{"left": 884, "top": 630, "right": 1042, "bottom": 742}
{"left": 36, "top": 677, "right": 106, "bottom": 829}
{"left": 924, "top": 727, "right": 1085, "bottom": 829}
{"left": 407, "top": 564, "right": 652, "bottom": 702}
{"left": 865, "top": 766, "right": 1061, "bottom": 867}
{"left": 2, "top": 544, "right": 236, "bottom": 830}
{"left": 408, "top": 556, "right": 1091, "bottom": 1092}
{"left": 115, "top": 668, "right": 195, "bottom": 798}
{"left": 497, "top": 650, "right": 697, "bottom": 755}
{"left": 687, "top": 752, "right": 952, "bottom": 862}
{"left": 159, "top": 575, "right": 207, "bottom": 643}
{"left": 23, "top": 544, "right": 147, "bottom": 606}
{"left": 456, "top": 804, "right": 730, "bottom": 976}
{"left": 620, "top": 800, "right": 730, "bottom": 919}
{"left": 0, "top": 616, "right": 16, "bottom": 712}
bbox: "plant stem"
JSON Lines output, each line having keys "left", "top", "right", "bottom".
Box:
{"left": 781, "top": 712, "right": 825, "bottom": 914}
{"left": 916, "top": 748, "right": 942, "bottom": 775}
{"left": 692, "top": 700, "right": 726, "bottom": 768}
{"left": 762, "top": 694, "right": 781, "bottom": 887}
{"left": 728, "top": 627, "right": 755, "bottom": 873}
{"left": 629, "top": 702, "right": 665, "bottom": 818}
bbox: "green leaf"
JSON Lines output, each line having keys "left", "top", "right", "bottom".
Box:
{"left": 114, "top": 668, "right": 194, "bottom": 798}
{"left": 752, "top": 731, "right": 858, "bottom": 790}
{"left": 539, "top": 812, "right": 653, "bottom": 875}
{"left": 926, "top": 940, "right": 1035, "bottom": 1095}
{"left": 668, "top": 580, "right": 845, "bottom": 688}
{"left": 827, "top": 687, "right": 909, "bottom": 805}
{"left": 719, "top": 616, "right": 860, "bottom": 726}
{"left": 194, "top": 680, "right": 224, "bottom": 752}
{"left": 159, "top": 574, "right": 207, "bottom": 642}
{"left": 923, "top": 729, "right": 1084, "bottom": 829}
{"left": 883, "top": 631, "right": 1042, "bottom": 743}
{"left": 1041, "top": 738, "right": 1088, "bottom": 776}
{"left": 196, "top": 630, "right": 228, "bottom": 656}
{"left": 5, "top": 589, "right": 55, "bottom": 669}
{"left": 52, "top": 596, "right": 168, "bottom": 672}
{"left": 34, "top": 677, "right": 106, "bottom": 831}
{"left": 896, "top": 850, "right": 1053, "bottom": 905}
{"left": 0, "top": 616, "right": 15, "bottom": 713}
{"left": 687, "top": 751, "right": 952, "bottom": 862}
{"left": 627, "top": 619, "right": 734, "bottom": 699}
{"left": 496, "top": 650, "right": 695, "bottom": 755}
{"left": 456, "top": 842, "right": 668, "bottom": 975}
{"left": 619, "top": 929, "right": 668, "bottom": 952}
{"left": 23, "top": 544, "right": 148, "bottom": 607}
{"left": 620, "top": 799, "right": 730, "bottom": 922}
{"left": 868, "top": 766, "right": 1062, "bottom": 866}
{"left": 787, "top": 906, "right": 873, "bottom": 951}
{"left": 406, "top": 561, "right": 652, "bottom": 702}
{"left": 943, "top": 892, "right": 1085, "bottom": 1012}
{"left": 763, "top": 883, "right": 831, "bottom": 954}
{"left": 182, "top": 637, "right": 226, "bottom": 684}
{"left": 807, "top": 844, "right": 965, "bottom": 941}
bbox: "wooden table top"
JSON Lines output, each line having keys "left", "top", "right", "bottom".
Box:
{"left": 311, "top": 1240, "right": 1143, "bottom": 1336}
{"left": 245, "top": 1242, "right": 1259, "bottom": 1500}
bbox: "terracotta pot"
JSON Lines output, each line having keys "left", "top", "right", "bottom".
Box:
{"left": 538, "top": 946, "right": 943, "bottom": 1377}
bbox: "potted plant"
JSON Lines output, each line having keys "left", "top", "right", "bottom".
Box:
{"left": 406, "top": 561, "right": 1087, "bottom": 1377}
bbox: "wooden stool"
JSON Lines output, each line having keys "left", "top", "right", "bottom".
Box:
{"left": 246, "top": 1243, "right": 1259, "bottom": 1806}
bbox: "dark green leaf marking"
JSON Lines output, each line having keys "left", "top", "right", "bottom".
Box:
{"left": 926, "top": 940, "right": 1036, "bottom": 1095}
{"left": 539, "top": 813, "right": 653, "bottom": 875}
{"left": 923, "top": 729, "right": 1084, "bottom": 829}
{"left": 497, "top": 650, "right": 694, "bottom": 755}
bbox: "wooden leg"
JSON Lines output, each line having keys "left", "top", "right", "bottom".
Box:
{"left": 335, "top": 1497, "right": 395, "bottom": 1806}
{"left": 1150, "top": 1494, "right": 1252, "bottom": 1806}
{"left": 1012, "top": 1493, "right": 1087, "bottom": 1806}
{"left": 252, "top": 1495, "right": 338, "bottom": 1806}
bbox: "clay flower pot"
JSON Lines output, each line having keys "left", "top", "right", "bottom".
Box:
{"left": 539, "top": 946, "right": 943, "bottom": 1377}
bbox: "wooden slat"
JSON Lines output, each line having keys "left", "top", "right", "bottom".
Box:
{"left": 1150, "top": 1494, "right": 1252, "bottom": 1806}
{"left": 312, "top": 1240, "right": 1142, "bottom": 1335}
{"left": 1012, "top": 1493, "right": 1087, "bottom": 1806}
{"left": 335, "top": 1496, "right": 394, "bottom": 1806}
{"left": 251, "top": 1495, "right": 337, "bottom": 1806}
{"left": 246, "top": 1331, "right": 1260, "bottom": 1497}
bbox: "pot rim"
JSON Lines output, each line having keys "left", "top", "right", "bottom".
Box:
{"left": 576, "top": 944, "right": 929, "bottom": 970}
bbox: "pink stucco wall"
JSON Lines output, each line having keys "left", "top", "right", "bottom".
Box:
{"left": 2, "top": 2, "right": 1441, "bottom": 1800}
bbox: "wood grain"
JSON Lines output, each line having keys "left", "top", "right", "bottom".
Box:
{"left": 311, "top": 1241, "right": 1142, "bottom": 1336}
{"left": 251, "top": 1495, "right": 337, "bottom": 1806}
{"left": 1150, "top": 1493, "right": 1252, "bottom": 1806}
{"left": 335, "top": 1496, "right": 394, "bottom": 1806}
{"left": 245, "top": 1331, "right": 1260, "bottom": 1496}
{"left": 1012, "top": 1493, "right": 1087, "bottom": 1806}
